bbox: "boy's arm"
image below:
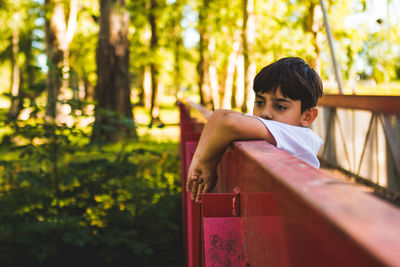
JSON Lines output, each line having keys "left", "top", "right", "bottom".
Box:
{"left": 186, "top": 109, "right": 235, "bottom": 185}
{"left": 187, "top": 111, "right": 276, "bottom": 202}
{"left": 188, "top": 109, "right": 236, "bottom": 169}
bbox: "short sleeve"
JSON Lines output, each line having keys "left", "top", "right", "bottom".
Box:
{"left": 249, "top": 116, "right": 323, "bottom": 168}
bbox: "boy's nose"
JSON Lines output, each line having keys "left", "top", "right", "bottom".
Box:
{"left": 260, "top": 107, "right": 272, "bottom": 120}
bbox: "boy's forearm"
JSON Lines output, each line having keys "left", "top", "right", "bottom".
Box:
{"left": 187, "top": 112, "right": 275, "bottom": 200}
{"left": 192, "top": 109, "right": 236, "bottom": 161}
{"left": 197, "top": 113, "right": 275, "bottom": 169}
{"left": 197, "top": 120, "right": 236, "bottom": 169}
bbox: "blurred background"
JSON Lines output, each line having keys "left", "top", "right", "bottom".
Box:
{"left": 0, "top": 0, "right": 398, "bottom": 265}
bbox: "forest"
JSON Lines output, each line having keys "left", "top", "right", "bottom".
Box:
{"left": 0, "top": 0, "right": 399, "bottom": 265}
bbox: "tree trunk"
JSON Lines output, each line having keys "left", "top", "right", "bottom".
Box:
{"left": 44, "top": 0, "right": 78, "bottom": 123}
{"left": 241, "top": 0, "right": 256, "bottom": 113}
{"left": 134, "top": 67, "right": 144, "bottom": 107}
{"left": 8, "top": 30, "right": 21, "bottom": 121}
{"left": 208, "top": 37, "right": 219, "bottom": 110}
{"left": 173, "top": 26, "right": 183, "bottom": 101}
{"left": 24, "top": 24, "right": 38, "bottom": 119}
{"left": 143, "top": 66, "right": 152, "bottom": 109}
{"left": 148, "top": 0, "right": 163, "bottom": 127}
{"left": 197, "top": 0, "right": 212, "bottom": 109}
{"left": 92, "top": 0, "right": 136, "bottom": 142}
{"left": 306, "top": 1, "right": 323, "bottom": 73}
{"left": 45, "top": 0, "right": 63, "bottom": 120}
{"left": 222, "top": 35, "right": 240, "bottom": 109}
{"left": 235, "top": 54, "right": 245, "bottom": 109}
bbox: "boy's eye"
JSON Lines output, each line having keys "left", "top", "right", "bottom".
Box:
{"left": 254, "top": 100, "right": 265, "bottom": 107}
{"left": 275, "top": 104, "right": 287, "bottom": 111}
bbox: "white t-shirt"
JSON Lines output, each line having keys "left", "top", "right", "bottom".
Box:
{"left": 250, "top": 115, "right": 323, "bottom": 169}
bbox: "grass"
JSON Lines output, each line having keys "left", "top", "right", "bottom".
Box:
{"left": 133, "top": 95, "right": 180, "bottom": 142}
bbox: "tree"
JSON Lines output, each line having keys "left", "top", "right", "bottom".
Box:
{"left": 92, "top": 0, "right": 136, "bottom": 142}
{"left": 241, "top": 0, "right": 255, "bottom": 113}
{"left": 359, "top": 0, "right": 400, "bottom": 83}
{"left": 167, "top": 0, "right": 185, "bottom": 100}
{"left": 44, "top": 0, "right": 78, "bottom": 122}
{"left": 147, "top": 0, "right": 164, "bottom": 127}
{"left": 7, "top": 11, "right": 21, "bottom": 120}
{"left": 68, "top": 0, "right": 99, "bottom": 116}
{"left": 197, "top": 0, "right": 212, "bottom": 109}
{"left": 0, "top": 1, "right": 44, "bottom": 121}
{"left": 304, "top": 1, "right": 323, "bottom": 73}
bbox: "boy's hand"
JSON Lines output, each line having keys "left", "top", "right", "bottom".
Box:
{"left": 186, "top": 160, "right": 217, "bottom": 202}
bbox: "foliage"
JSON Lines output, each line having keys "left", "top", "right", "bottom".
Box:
{"left": 0, "top": 118, "right": 183, "bottom": 266}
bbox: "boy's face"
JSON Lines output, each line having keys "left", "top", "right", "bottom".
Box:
{"left": 252, "top": 88, "right": 317, "bottom": 127}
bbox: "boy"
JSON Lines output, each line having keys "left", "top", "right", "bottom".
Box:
{"left": 186, "top": 57, "right": 323, "bottom": 202}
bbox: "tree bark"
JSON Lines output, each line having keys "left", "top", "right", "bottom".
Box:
{"left": 92, "top": 0, "right": 136, "bottom": 142}
{"left": 306, "top": 1, "right": 323, "bottom": 73}
{"left": 241, "top": 0, "right": 256, "bottom": 113}
{"left": 208, "top": 37, "right": 219, "bottom": 109}
{"left": 44, "top": 0, "right": 78, "bottom": 123}
{"left": 222, "top": 34, "right": 240, "bottom": 109}
{"left": 197, "top": 0, "right": 212, "bottom": 109}
{"left": 148, "top": 0, "right": 163, "bottom": 126}
{"left": 235, "top": 54, "right": 245, "bottom": 109}
{"left": 8, "top": 29, "right": 21, "bottom": 121}
{"left": 173, "top": 23, "right": 183, "bottom": 101}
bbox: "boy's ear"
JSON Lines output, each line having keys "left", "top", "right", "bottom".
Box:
{"left": 300, "top": 107, "right": 318, "bottom": 127}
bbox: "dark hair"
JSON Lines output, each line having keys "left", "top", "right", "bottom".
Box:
{"left": 253, "top": 57, "right": 323, "bottom": 112}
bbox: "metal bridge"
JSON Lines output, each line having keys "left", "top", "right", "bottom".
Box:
{"left": 178, "top": 96, "right": 400, "bottom": 267}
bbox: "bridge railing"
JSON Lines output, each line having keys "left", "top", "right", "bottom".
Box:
{"left": 179, "top": 98, "right": 400, "bottom": 267}
{"left": 315, "top": 94, "right": 400, "bottom": 199}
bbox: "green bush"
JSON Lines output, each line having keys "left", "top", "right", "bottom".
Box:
{"left": 0, "top": 120, "right": 183, "bottom": 266}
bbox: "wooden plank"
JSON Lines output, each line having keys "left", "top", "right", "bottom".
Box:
{"left": 318, "top": 94, "right": 400, "bottom": 115}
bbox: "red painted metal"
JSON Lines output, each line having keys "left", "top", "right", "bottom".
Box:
{"left": 318, "top": 94, "right": 400, "bottom": 115}
{"left": 201, "top": 193, "right": 240, "bottom": 218}
{"left": 185, "top": 141, "right": 202, "bottom": 267}
{"left": 178, "top": 103, "right": 190, "bottom": 266}
{"left": 179, "top": 100, "right": 400, "bottom": 267}
{"left": 220, "top": 141, "right": 400, "bottom": 266}
{"left": 179, "top": 102, "right": 205, "bottom": 267}
{"left": 203, "top": 217, "right": 246, "bottom": 267}
{"left": 201, "top": 193, "right": 245, "bottom": 267}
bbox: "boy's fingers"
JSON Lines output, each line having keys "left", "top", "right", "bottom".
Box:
{"left": 186, "top": 174, "right": 198, "bottom": 192}
{"left": 191, "top": 176, "right": 203, "bottom": 200}
{"left": 191, "top": 181, "right": 198, "bottom": 200}
{"left": 186, "top": 179, "right": 190, "bottom": 192}
{"left": 196, "top": 183, "right": 204, "bottom": 202}
{"left": 202, "top": 183, "right": 210, "bottom": 194}
{"left": 186, "top": 177, "right": 193, "bottom": 192}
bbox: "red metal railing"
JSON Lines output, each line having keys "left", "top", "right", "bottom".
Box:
{"left": 179, "top": 99, "right": 400, "bottom": 267}
{"left": 318, "top": 94, "right": 400, "bottom": 115}
{"left": 316, "top": 94, "right": 400, "bottom": 197}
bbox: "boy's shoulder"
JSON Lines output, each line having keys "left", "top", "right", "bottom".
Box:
{"left": 249, "top": 115, "right": 323, "bottom": 153}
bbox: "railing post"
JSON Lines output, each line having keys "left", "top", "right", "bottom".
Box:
{"left": 201, "top": 193, "right": 245, "bottom": 267}
{"left": 178, "top": 102, "right": 205, "bottom": 267}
